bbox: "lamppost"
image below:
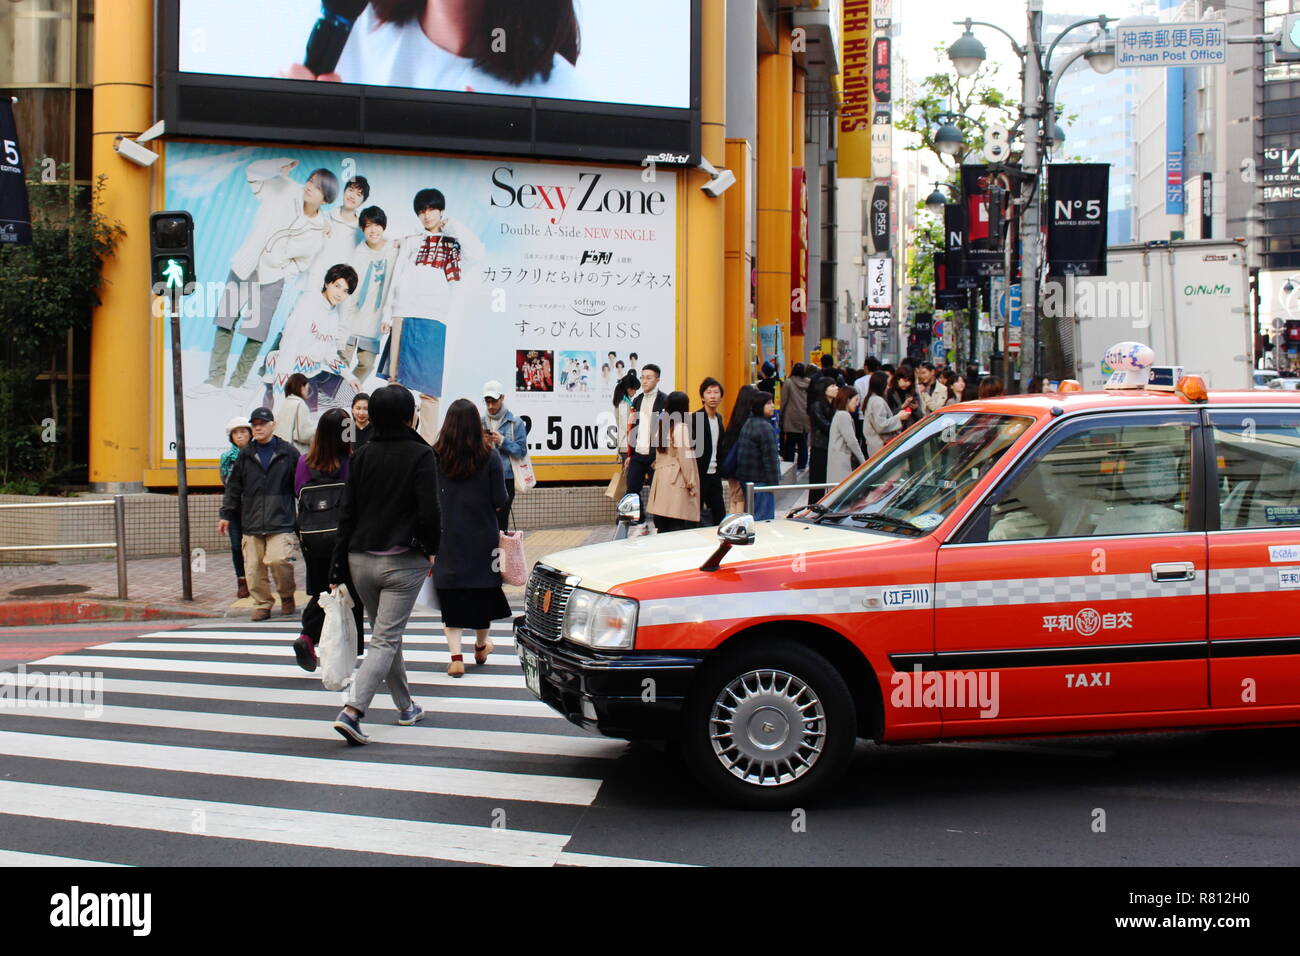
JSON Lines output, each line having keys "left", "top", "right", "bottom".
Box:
{"left": 944, "top": 10, "right": 1120, "bottom": 383}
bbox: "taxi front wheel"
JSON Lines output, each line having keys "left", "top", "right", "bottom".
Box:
{"left": 681, "top": 640, "right": 857, "bottom": 808}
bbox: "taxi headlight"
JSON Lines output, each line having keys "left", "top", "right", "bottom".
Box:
{"left": 562, "top": 588, "right": 638, "bottom": 650}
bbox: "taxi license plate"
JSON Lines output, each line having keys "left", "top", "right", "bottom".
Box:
{"left": 518, "top": 645, "right": 542, "bottom": 698}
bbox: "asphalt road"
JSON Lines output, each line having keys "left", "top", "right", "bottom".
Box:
{"left": 0, "top": 615, "right": 1296, "bottom": 867}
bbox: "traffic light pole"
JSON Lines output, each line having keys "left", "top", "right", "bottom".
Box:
{"left": 167, "top": 286, "right": 193, "bottom": 602}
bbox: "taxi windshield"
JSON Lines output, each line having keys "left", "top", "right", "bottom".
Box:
{"left": 799, "top": 412, "right": 1034, "bottom": 535}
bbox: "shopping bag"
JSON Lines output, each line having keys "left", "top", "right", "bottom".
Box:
{"left": 498, "top": 530, "right": 527, "bottom": 586}
{"left": 604, "top": 464, "right": 628, "bottom": 500}
{"left": 512, "top": 452, "right": 538, "bottom": 493}
{"left": 318, "top": 584, "right": 358, "bottom": 692}
{"left": 414, "top": 565, "right": 438, "bottom": 610}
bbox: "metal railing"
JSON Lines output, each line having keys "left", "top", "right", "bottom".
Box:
{"left": 743, "top": 481, "right": 837, "bottom": 515}
{"left": 0, "top": 497, "right": 128, "bottom": 599}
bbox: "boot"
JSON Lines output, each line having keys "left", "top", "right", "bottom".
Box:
{"left": 236, "top": 576, "right": 249, "bottom": 599}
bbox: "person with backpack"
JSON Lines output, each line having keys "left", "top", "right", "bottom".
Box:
{"left": 329, "top": 385, "right": 441, "bottom": 744}
{"left": 218, "top": 406, "right": 301, "bottom": 621}
{"left": 290, "top": 408, "right": 363, "bottom": 672}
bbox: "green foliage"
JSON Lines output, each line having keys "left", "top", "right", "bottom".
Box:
{"left": 0, "top": 172, "right": 123, "bottom": 488}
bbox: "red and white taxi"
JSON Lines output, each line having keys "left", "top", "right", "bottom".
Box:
{"left": 515, "top": 371, "right": 1300, "bottom": 806}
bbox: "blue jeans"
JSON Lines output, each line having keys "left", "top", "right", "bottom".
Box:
{"left": 753, "top": 491, "right": 776, "bottom": 521}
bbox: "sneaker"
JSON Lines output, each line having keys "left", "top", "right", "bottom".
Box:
{"left": 474, "top": 639, "right": 494, "bottom": 666}
{"left": 333, "top": 709, "right": 369, "bottom": 745}
{"left": 251, "top": 607, "right": 271, "bottom": 622}
{"left": 396, "top": 703, "right": 424, "bottom": 726}
{"left": 292, "top": 635, "right": 318, "bottom": 672}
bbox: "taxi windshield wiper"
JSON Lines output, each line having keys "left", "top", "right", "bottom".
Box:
{"left": 847, "top": 512, "right": 920, "bottom": 533}
{"left": 791, "top": 501, "right": 831, "bottom": 520}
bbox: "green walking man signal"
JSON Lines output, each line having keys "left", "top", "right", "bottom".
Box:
{"left": 149, "top": 210, "right": 196, "bottom": 295}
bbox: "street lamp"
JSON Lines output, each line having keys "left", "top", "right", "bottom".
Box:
{"left": 925, "top": 181, "right": 959, "bottom": 216}
{"left": 948, "top": 27, "right": 987, "bottom": 77}
{"left": 1050, "top": 122, "right": 1067, "bottom": 152}
{"left": 934, "top": 117, "right": 964, "bottom": 157}
{"left": 1083, "top": 33, "right": 1117, "bottom": 75}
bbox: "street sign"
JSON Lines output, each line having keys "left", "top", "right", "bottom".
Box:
{"left": 1115, "top": 21, "right": 1226, "bottom": 69}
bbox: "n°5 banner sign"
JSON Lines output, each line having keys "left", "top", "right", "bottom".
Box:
{"left": 1047, "top": 163, "right": 1109, "bottom": 277}
{"left": 0, "top": 98, "right": 32, "bottom": 246}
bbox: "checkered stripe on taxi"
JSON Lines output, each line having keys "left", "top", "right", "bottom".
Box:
{"left": 638, "top": 584, "right": 932, "bottom": 627}
{"left": 936, "top": 572, "right": 1200, "bottom": 609}
{"left": 1209, "top": 565, "right": 1300, "bottom": 594}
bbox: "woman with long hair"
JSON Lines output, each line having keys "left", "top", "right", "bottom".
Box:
{"left": 827, "top": 387, "right": 866, "bottom": 484}
{"left": 613, "top": 371, "right": 639, "bottom": 457}
{"left": 291, "top": 407, "right": 364, "bottom": 671}
{"left": 939, "top": 368, "right": 964, "bottom": 405}
{"left": 734, "top": 391, "right": 781, "bottom": 521}
{"left": 979, "top": 376, "right": 1006, "bottom": 398}
{"left": 274, "top": 372, "right": 315, "bottom": 454}
{"left": 886, "top": 364, "right": 920, "bottom": 416}
{"left": 330, "top": 385, "right": 441, "bottom": 744}
{"left": 806, "top": 376, "right": 838, "bottom": 506}
{"left": 718, "top": 383, "right": 760, "bottom": 515}
{"left": 432, "top": 398, "right": 511, "bottom": 677}
{"left": 646, "top": 390, "right": 700, "bottom": 533}
{"left": 863, "top": 370, "right": 912, "bottom": 456}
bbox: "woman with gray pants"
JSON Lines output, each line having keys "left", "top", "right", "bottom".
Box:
{"left": 328, "top": 385, "right": 442, "bottom": 744}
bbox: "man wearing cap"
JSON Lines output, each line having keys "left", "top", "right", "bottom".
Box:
{"left": 481, "top": 381, "right": 527, "bottom": 531}
{"left": 218, "top": 406, "right": 302, "bottom": 621}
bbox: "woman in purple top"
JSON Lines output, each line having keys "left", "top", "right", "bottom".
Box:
{"left": 292, "top": 407, "right": 363, "bottom": 670}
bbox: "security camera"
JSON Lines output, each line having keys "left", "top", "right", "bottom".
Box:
{"left": 698, "top": 156, "right": 737, "bottom": 198}
{"left": 114, "top": 135, "right": 159, "bottom": 168}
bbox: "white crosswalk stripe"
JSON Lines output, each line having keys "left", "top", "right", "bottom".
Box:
{"left": 0, "top": 606, "right": 690, "bottom": 867}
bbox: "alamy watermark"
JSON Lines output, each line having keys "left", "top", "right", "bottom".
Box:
{"left": 0, "top": 665, "right": 103, "bottom": 718}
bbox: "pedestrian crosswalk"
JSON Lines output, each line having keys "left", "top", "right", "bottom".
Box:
{"left": 0, "top": 610, "right": 688, "bottom": 867}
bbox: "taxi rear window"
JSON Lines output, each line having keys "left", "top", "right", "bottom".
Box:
{"left": 803, "top": 413, "right": 1034, "bottom": 535}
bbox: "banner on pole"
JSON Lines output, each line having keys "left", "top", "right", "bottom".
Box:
{"left": 1046, "top": 163, "right": 1109, "bottom": 276}
{"left": 0, "top": 98, "right": 32, "bottom": 245}
{"left": 839, "top": 0, "right": 874, "bottom": 179}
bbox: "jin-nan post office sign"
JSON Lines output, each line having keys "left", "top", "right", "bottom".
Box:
{"left": 1114, "top": 22, "right": 1226, "bottom": 68}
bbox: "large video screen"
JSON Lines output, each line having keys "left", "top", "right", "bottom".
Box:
{"left": 159, "top": 0, "right": 700, "bottom": 163}
{"left": 157, "top": 142, "right": 677, "bottom": 464}
{"left": 176, "top": 0, "right": 692, "bottom": 109}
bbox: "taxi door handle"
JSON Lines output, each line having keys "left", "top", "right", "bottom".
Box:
{"left": 1150, "top": 562, "right": 1196, "bottom": 583}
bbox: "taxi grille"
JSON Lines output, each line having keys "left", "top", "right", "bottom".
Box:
{"left": 524, "top": 564, "right": 574, "bottom": 642}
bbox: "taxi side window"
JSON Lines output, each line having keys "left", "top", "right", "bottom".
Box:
{"left": 979, "top": 420, "right": 1196, "bottom": 542}
{"left": 1210, "top": 412, "right": 1300, "bottom": 530}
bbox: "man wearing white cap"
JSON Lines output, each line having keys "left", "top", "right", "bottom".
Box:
{"left": 481, "top": 381, "right": 527, "bottom": 531}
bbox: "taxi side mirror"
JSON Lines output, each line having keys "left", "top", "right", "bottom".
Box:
{"left": 616, "top": 493, "right": 641, "bottom": 523}
{"left": 701, "top": 513, "right": 755, "bottom": 572}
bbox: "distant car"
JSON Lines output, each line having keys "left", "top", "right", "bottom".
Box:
{"left": 1254, "top": 370, "right": 1280, "bottom": 389}
{"left": 1269, "top": 377, "right": 1300, "bottom": 391}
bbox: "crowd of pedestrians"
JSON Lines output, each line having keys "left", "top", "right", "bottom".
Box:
{"left": 218, "top": 381, "right": 519, "bottom": 744}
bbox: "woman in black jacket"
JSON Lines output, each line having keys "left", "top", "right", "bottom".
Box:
{"left": 329, "top": 385, "right": 441, "bottom": 745}
{"left": 718, "top": 383, "right": 760, "bottom": 515}
{"left": 432, "top": 398, "right": 512, "bottom": 678}
{"left": 807, "top": 376, "right": 838, "bottom": 505}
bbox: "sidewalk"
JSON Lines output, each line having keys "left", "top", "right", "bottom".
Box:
{"left": 0, "top": 525, "right": 617, "bottom": 625}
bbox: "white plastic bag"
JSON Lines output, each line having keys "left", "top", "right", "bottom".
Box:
{"left": 318, "top": 584, "right": 358, "bottom": 691}
{"left": 414, "top": 565, "right": 437, "bottom": 610}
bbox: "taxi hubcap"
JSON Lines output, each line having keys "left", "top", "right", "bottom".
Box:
{"left": 709, "top": 669, "right": 826, "bottom": 787}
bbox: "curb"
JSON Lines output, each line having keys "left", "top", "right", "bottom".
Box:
{"left": 0, "top": 599, "right": 219, "bottom": 629}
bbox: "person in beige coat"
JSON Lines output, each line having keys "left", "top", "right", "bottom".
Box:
{"left": 827, "top": 387, "right": 866, "bottom": 484}
{"left": 274, "top": 373, "right": 315, "bottom": 454}
{"left": 647, "top": 390, "right": 701, "bottom": 533}
{"left": 863, "top": 371, "right": 913, "bottom": 457}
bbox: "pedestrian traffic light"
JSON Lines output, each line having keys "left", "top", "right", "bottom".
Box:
{"left": 1276, "top": 13, "right": 1300, "bottom": 63}
{"left": 149, "top": 210, "right": 196, "bottom": 295}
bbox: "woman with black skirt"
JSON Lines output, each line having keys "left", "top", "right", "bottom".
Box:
{"left": 432, "top": 398, "right": 512, "bottom": 677}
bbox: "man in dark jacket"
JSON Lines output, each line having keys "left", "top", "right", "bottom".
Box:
{"left": 218, "top": 406, "right": 301, "bottom": 621}
{"left": 689, "top": 377, "right": 727, "bottom": 526}
{"left": 626, "top": 363, "right": 667, "bottom": 497}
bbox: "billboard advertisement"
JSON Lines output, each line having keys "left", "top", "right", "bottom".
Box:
{"left": 160, "top": 142, "right": 677, "bottom": 464}
{"left": 176, "top": 0, "right": 692, "bottom": 109}
{"left": 839, "top": 0, "right": 873, "bottom": 179}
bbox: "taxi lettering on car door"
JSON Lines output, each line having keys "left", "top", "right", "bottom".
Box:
{"left": 930, "top": 412, "right": 1208, "bottom": 734}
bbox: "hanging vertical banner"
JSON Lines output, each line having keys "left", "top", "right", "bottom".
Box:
{"left": 0, "top": 98, "right": 32, "bottom": 246}
{"left": 959, "top": 165, "right": 1014, "bottom": 276}
{"left": 867, "top": 181, "right": 890, "bottom": 255}
{"left": 1165, "top": 69, "right": 1185, "bottom": 215}
{"left": 1046, "top": 163, "right": 1109, "bottom": 277}
{"left": 943, "top": 202, "right": 977, "bottom": 291}
{"left": 839, "top": 0, "right": 874, "bottom": 179}
{"left": 1201, "top": 171, "right": 1213, "bottom": 238}
{"left": 791, "top": 167, "right": 808, "bottom": 335}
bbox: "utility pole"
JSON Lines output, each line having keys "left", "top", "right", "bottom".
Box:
{"left": 1020, "top": 0, "right": 1044, "bottom": 383}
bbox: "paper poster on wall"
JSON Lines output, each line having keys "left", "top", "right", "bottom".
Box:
{"left": 159, "top": 142, "right": 677, "bottom": 463}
